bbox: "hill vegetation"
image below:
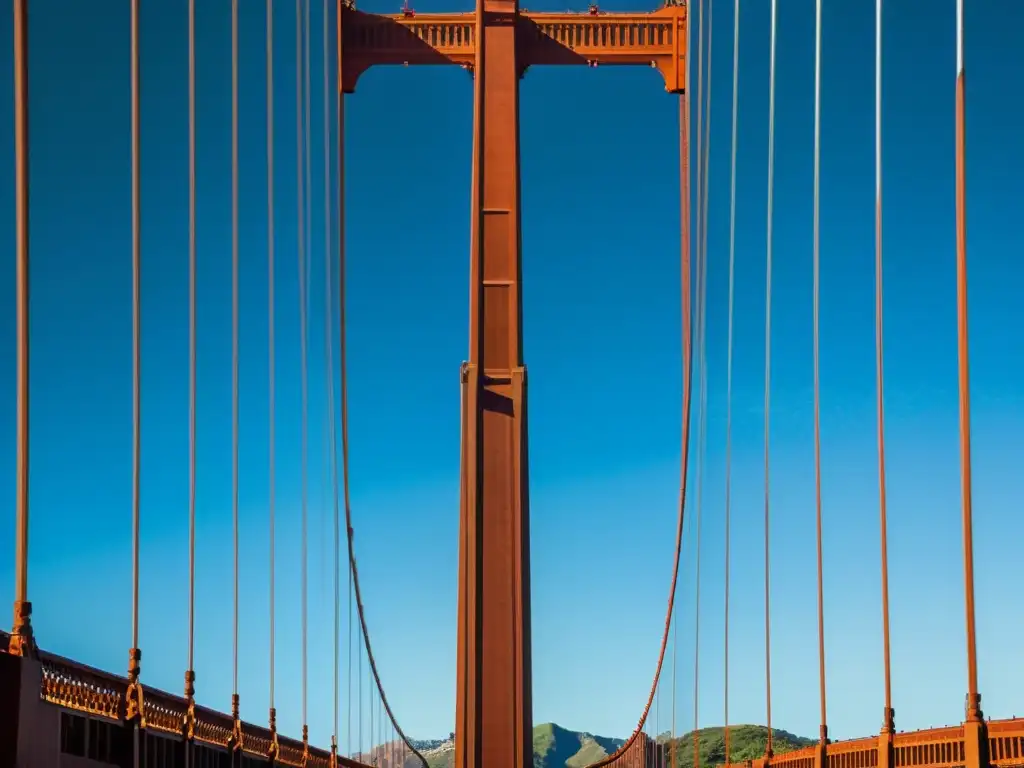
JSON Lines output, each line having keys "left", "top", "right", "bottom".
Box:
{"left": 663, "top": 725, "right": 816, "bottom": 768}
{"left": 412, "top": 722, "right": 813, "bottom": 768}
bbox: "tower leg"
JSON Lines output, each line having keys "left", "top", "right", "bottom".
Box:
{"left": 454, "top": 2, "right": 532, "bottom": 767}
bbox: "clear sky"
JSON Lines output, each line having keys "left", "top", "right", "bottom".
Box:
{"left": 1, "top": 0, "right": 1023, "bottom": 759}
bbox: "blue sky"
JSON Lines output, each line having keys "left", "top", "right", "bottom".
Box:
{"left": 2, "top": 0, "right": 1024, "bottom": 758}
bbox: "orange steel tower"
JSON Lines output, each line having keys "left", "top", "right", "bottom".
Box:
{"left": 338, "top": 3, "right": 687, "bottom": 768}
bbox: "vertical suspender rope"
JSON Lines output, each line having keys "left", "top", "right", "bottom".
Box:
{"left": 954, "top": 0, "right": 982, "bottom": 724}
{"left": 185, "top": 0, "right": 198, "bottom": 751}
{"left": 724, "top": 0, "right": 739, "bottom": 763}
{"left": 359, "top": 634, "right": 364, "bottom": 757}
{"left": 874, "top": 0, "right": 895, "bottom": 736}
{"left": 690, "top": 2, "right": 704, "bottom": 757}
{"left": 296, "top": 0, "right": 310, "bottom": 745}
{"left": 693, "top": 0, "right": 712, "bottom": 762}
{"left": 672, "top": 3, "right": 694, "bottom": 762}
{"left": 231, "top": 0, "right": 242, "bottom": 747}
{"left": 764, "top": 0, "right": 777, "bottom": 756}
{"left": 126, "top": 1, "right": 144, "bottom": 761}
{"left": 812, "top": 0, "right": 828, "bottom": 748}
{"left": 267, "top": 0, "right": 280, "bottom": 752}
{"left": 325, "top": 0, "right": 341, "bottom": 760}
{"left": 340, "top": 2, "right": 354, "bottom": 755}
{"left": 10, "top": 0, "right": 33, "bottom": 661}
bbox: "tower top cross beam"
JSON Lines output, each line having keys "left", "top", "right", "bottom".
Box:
{"left": 339, "top": 1, "right": 688, "bottom": 93}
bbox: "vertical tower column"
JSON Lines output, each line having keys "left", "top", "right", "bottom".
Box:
{"left": 455, "top": 0, "right": 532, "bottom": 766}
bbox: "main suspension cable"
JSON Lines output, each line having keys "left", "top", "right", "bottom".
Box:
{"left": 590, "top": 10, "right": 695, "bottom": 766}
{"left": 764, "top": 0, "right": 777, "bottom": 755}
{"left": 724, "top": 0, "right": 740, "bottom": 763}
{"left": 875, "top": 0, "right": 894, "bottom": 734}
{"left": 812, "top": 0, "right": 828, "bottom": 746}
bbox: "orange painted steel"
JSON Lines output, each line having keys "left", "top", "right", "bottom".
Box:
{"left": 338, "top": 4, "right": 687, "bottom": 767}
{"left": 339, "top": 5, "right": 688, "bottom": 94}
{"left": 338, "top": 3, "right": 687, "bottom": 768}
{"left": 9, "top": 0, "right": 33, "bottom": 661}
{"left": 718, "top": 719, "right": 1024, "bottom": 768}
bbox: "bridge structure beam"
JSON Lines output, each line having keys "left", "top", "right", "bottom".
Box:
{"left": 456, "top": 0, "right": 531, "bottom": 766}
{"left": 337, "top": 5, "right": 686, "bottom": 767}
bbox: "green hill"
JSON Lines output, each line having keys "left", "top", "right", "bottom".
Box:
{"left": 418, "top": 722, "right": 812, "bottom": 768}
{"left": 663, "top": 725, "right": 816, "bottom": 768}
{"left": 418, "top": 722, "right": 624, "bottom": 768}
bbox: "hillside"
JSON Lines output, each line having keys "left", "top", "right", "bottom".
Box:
{"left": 370, "top": 723, "right": 813, "bottom": 768}
{"left": 663, "top": 725, "right": 816, "bottom": 768}
{"left": 408, "top": 723, "right": 625, "bottom": 768}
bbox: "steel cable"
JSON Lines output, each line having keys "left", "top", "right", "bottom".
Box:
{"left": 231, "top": 0, "right": 241, "bottom": 713}
{"left": 764, "top": 0, "right": 778, "bottom": 754}
{"left": 266, "top": 0, "right": 278, "bottom": 723}
{"left": 186, "top": 0, "right": 198, "bottom": 727}
{"left": 296, "top": 0, "right": 310, "bottom": 736}
{"left": 812, "top": 0, "right": 828, "bottom": 745}
{"left": 323, "top": 0, "right": 342, "bottom": 756}
{"left": 954, "top": 0, "right": 981, "bottom": 719}
{"left": 127, "top": 2, "right": 143, "bottom": 763}
{"left": 875, "top": 0, "right": 895, "bottom": 733}
{"left": 590, "top": 9, "right": 695, "bottom": 765}
{"left": 693, "top": 3, "right": 712, "bottom": 766}
{"left": 724, "top": 0, "right": 740, "bottom": 763}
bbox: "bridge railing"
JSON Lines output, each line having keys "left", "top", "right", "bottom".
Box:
{"left": 3, "top": 629, "right": 367, "bottom": 767}
{"left": 714, "top": 719, "right": 1024, "bottom": 768}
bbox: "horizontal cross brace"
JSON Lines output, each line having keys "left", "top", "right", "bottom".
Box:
{"left": 339, "top": 5, "right": 687, "bottom": 93}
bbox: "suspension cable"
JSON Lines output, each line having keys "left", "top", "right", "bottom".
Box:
{"left": 296, "top": 0, "right": 310, "bottom": 738}
{"left": 874, "top": 0, "right": 894, "bottom": 734}
{"left": 359, "top": 630, "right": 363, "bottom": 756}
{"left": 812, "top": 0, "right": 828, "bottom": 746}
{"left": 338, "top": 4, "right": 353, "bottom": 747}
{"left": 185, "top": 0, "right": 198, "bottom": 733}
{"left": 764, "top": 0, "right": 777, "bottom": 755}
{"left": 324, "top": 0, "right": 341, "bottom": 757}
{"left": 335, "top": 77, "right": 430, "bottom": 764}
{"left": 266, "top": 0, "right": 278, "bottom": 729}
{"left": 693, "top": 2, "right": 712, "bottom": 765}
{"left": 671, "top": 6, "right": 693, "bottom": 763}
{"left": 125, "top": 0, "right": 144, "bottom": 754}
{"left": 128, "top": 0, "right": 141, "bottom": 661}
{"left": 231, "top": 0, "right": 242, "bottom": 738}
{"left": 724, "top": 0, "right": 739, "bottom": 763}
{"left": 590, "top": 11, "right": 695, "bottom": 767}
{"left": 954, "top": 0, "right": 981, "bottom": 720}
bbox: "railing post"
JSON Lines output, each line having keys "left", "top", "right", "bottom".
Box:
{"left": 814, "top": 727, "right": 828, "bottom": 768}
{"left": 877, "top": 708, "right": 895, "bottom": 768}
{"left": 963, "top": 696, "right": 989, "bottom": 768}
